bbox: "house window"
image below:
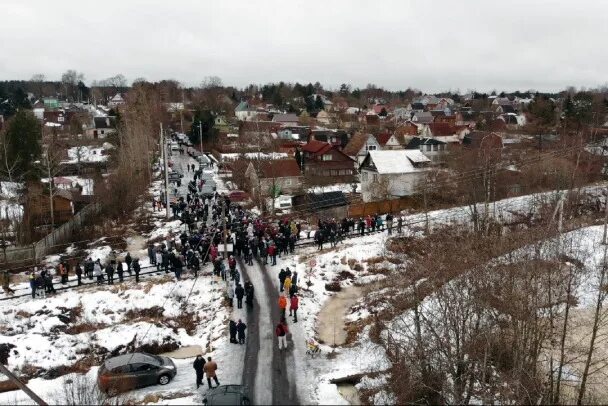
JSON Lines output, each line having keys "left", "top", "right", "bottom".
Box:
{"left": 366, "top": 145, "right": 377, "bottom": 151}
{"left": 433, "top": 144, "right": 438, "bottom": 151}
{"left": 373, "top": 174, "right": 378, "bottom": 182}
{"left": 322, "top": 154, "right": 332, "bottom": 161}
{"left": 362, "top": 172, "right": 367, "bottom": 181}
{"left": 426, "top": 145, "right": 432, "bottom": 151}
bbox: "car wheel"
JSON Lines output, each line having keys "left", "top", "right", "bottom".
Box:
{"left": 158, "top": 374, "right": 171, "bottom": 385}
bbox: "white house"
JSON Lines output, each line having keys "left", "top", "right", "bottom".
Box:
{"left": 108, "top": 93, "right": 125, "bottom": 108}
{"left": 359, "top": 150, "right": 431, "bottom": 202}
{"left": 235, "top": 101, "right": 262, "bottom": 121}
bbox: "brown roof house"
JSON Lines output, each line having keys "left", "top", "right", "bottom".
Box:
{"left": 343, "top": 133, "right": 382, "bottom": 165}
{"left": 299, "top": 140, "right": 357, "bottom": 182}
{"left": 245, "top": 159, "right": 303, "bottom": 198}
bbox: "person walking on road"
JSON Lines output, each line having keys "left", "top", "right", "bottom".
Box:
{"left": 235, "top": 283, "right": 245, "bottom": 309}
{"left": 229, "top": 320, "right": 237, "bottom": 343}
{"left": 236, "top": 319, "right": 247, "bottom": 344}
{"left": 268, "top": 243, "right": 277, "bottom": 266}
{"left": 278, "top": 268, "right": 286, "bottom": 292}
{"left": 193, "top": 355, "right": 205, "bottom": 389}
{"left": 283, "top": 274, "right": 292, "bottom": 293}
{"left": 290, "top": 294, "right": 299, "bottom": 323}
{"left": 276, "top": 322, "right": 288, "bottom": 350}
{"left": 279, "top": 294, "right": 287, "bottom": 319}
{"left": 204, "top": 357, "right": 220, "bottom": 388}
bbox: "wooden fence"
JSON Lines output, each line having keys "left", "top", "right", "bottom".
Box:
{"left": 347, "top": 196, "right": 420, "bottom": 217}
{"left": 0, "top": 203, "right": 101, "bottom": 269}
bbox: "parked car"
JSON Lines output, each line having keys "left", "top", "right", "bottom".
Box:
{"left": 228, "top": 190, "right": 249, "bottom": 202}
{"left": 203, "top": 385, "right": 251, "bottom": 406}
{"left": 97, "top": 353, "right": 177, "bottom": 395}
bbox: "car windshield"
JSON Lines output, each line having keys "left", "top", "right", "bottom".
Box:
{"left": 148, "top": 354, "right": 164, "bottom": 364}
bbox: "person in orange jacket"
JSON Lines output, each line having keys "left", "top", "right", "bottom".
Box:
{"left": 278, "top": 294, "right": 287, "bottom": 319}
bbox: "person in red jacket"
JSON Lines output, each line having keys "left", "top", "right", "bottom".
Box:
{"left": 290, "top": 294, "right": 299, "bottom": 323}
{"left": 268, "top": 243, "right": 277, "bottom": 266}
{"left": 275, "top": 322, "right": 287, "bottom": 350}
{"left": 228, "top": 255, "right": 237, "bottom": 279}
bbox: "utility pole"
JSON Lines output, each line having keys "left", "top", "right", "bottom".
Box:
{"left": 160, "top": 123, "right": 170, "bottom": 219}
{"left": 222, "top": 197, "right": 228, "bottom": 258}
{"left": 603, "top": 191, "right": 608, "bottom": 245}
{"left": 0, "top": 363, "right": 47, "bottom": 405}
{"left": 46, "top": 155, "right": 55, "bottom": 230}
{"left": 199, "top": 122, "right": 204, "bottom": 154}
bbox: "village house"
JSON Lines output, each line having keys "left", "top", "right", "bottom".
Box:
{"left": 411, "top": 111, "right": 434, "bottom": 125}
{"left": 245, "top": 159, "right": 303, "bottom": 198}
{"left": 299, "top": 140, "right": 357, "bottom": 180}
{"left": 379, "top": 133, "right": 406, "bottom": 150}
{"left": 272, "top": 113, "right": 299, "bottom": 127}
{"left": 239, "top": 121, "right": 281, "bottom": 145}
{"left": 309, "top": 129, "right": 349, "bottom": 149}
{"left": 359, "top": 150, "right": 431, "bottom": 202}
{"left": 343, "top": 132, "right": 382, "bottom": 164}
{"left": 108, "top": 93, "right": 125, "bottom": 108}
{"left": 235, "top": 101, "right": 264, "bottom": 121}
{"left": 316, "top": 110, "right": 336, "bottom": 126}
{"left": 406, "top": 137, "right": 448, "bottom": 163}
{"left": 463, "top": 131, "right": 504, "bottom": 158}
{"left": 85, "top": 116, "right": 117, "bottom": 139}
{"left": 338, "top": 113, "right": 360, "bottom": 129}
{"left": 25, "top": 186, "right": 74, "bottom": 228}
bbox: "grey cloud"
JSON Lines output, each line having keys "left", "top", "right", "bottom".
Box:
{"left": 1, "top": 0, "right": 607, "bottom": 92}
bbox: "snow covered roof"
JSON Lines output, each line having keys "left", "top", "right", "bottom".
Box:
{"left": 366, "top": 150, "right": 430, "bottom": 174}
{"left": 62, "top": 146, "right": 109, "bottom": 164}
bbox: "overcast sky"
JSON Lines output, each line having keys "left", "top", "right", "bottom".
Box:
{"left": 2, "top": 0, "right": 607, "bottom": 93}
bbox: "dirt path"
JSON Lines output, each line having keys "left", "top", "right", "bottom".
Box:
{"left": 316, "top": 285, "right": 364, "bottom": 346}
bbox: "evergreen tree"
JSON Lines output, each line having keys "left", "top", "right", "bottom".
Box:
{"left": 3, "top": 109, "right": 41, "bottom": 177}
{"left": 189, "top": 109, "right": 216, "bottom": 145}
{"left": 314, "top": 95, "right": 325, "bottom": 110}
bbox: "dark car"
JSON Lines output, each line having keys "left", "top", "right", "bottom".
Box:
{"left": 203, "top": 385, "right": 251, "bottom": 406}
{"left": 97, "top": 353, "right": 177, "bottom": 395}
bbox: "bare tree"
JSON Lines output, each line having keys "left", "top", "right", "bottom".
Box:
{"left": 61, "top": 70, "right": 84, "bottom": 101}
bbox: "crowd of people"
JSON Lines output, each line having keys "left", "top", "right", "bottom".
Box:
{"left": 14, "top": 149, "right": 412, "bottom": 394}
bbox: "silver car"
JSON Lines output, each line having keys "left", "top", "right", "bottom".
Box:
{"left": 97, "top": 353, "right": 177, "bottom": 395}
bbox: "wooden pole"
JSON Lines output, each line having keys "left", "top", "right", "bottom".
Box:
{"left": 0, "top": 363, "right": 47, "bottom": 405}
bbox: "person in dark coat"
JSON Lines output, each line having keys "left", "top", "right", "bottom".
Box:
{"left": 193, "top": 355, "right": 205, "bottom": 389}
{"left": 75, "top": 263, "right": 83, "bottom": 286}
{"left": 235, "top": 283, "right": 245, "bottom": 309}
{"left": 229, "top": 320, "right": 237, "bottom": 343}
{"left": 236, "top": 319, "right": 247, "bottom": 344}
{"left": 116, "top": 261, "right": 124, "bottom": 282}
{"left": 125, "top": 253, "right": 133, "bottom": 275}
{"left": 133, "top": 258, "right": 141, "bottom": 283}
{"left": 105, "top": 263, "right": 114, "bottom": 284}
{"left": 245, "top": 281, "right": 254, "bottom": 306}
{"left": 278, "top": 269, "right": 287, "bottom": 292}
